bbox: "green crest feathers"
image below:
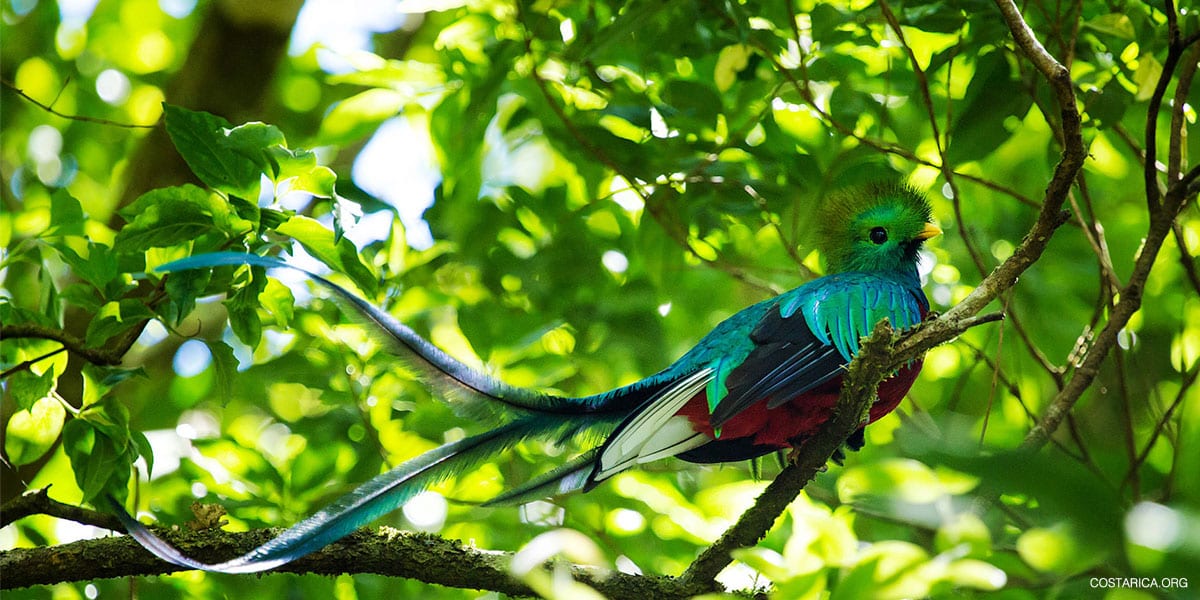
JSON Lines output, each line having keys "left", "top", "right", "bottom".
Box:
{"left": 817, "top": 182, "right": 937, "bottom": 274}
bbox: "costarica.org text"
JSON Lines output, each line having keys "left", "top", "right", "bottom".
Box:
{"left": 1090, "top": 577, "right": 1188, "bottom": 590}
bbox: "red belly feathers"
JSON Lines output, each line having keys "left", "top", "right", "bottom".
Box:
{"left": 676, "top": 361, "right": 923, "bottom": 448}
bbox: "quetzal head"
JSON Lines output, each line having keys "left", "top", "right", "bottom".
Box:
{"left": 818, "top": 182, "right": 942, "bottom": 274}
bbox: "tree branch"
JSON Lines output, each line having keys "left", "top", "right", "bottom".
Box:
{"left": 931, "top": 0, "right": 1083, "bottom": 326}
{"left": 2, "top": 306, "right": 1006, "bottom": 594}
{"left": 0, "top": 525, "right": 703, "bottom": 598}
{"left": 0, "top": 487, "right": 124, "bottom": 532}
{"left": 681, "top": 309, "right": 1005, "bottom": 587}
{"left": 1018, "top": 2, "right": 1197, "bottom": 451}
{"left": 1, "top": 324, "right": 125, "bottom": 368}
{"left": 680, "top": 319, "right": 893, "bottom": 586}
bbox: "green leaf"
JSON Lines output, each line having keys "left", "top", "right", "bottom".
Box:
{"left": 317, "top": 88, "right": 407, "bottom": 146}
{"left": 1132, "top": 54, "right": 1163, "bottom": 102}
{"left": 85, "top": 299, "right": 156, "bottom": 347}
{"left": 4, "top": 396, "right": 66, "bottom": 465}
{"left": 162, "top": 265, "right": 212, "bottom": 325}
{"left": 212, "top": 122, "right": 339, "bottom": 201}
{"left": 265, "top": 146, "right": 336, "bottom": 197}
{"left": 326, "top": 56, "right": 445, "bottom": 91}
{"left": 116, "top": 185, "right": 251, "bottom": 251}
{"left": 219, "top": 121, "right": 287, "bottom": 169}
{"left": 92, "top": 365, "right": 150, "bottom": 387}
{"left": 132, "top": 429, "right": 155, "bottom": 480}
{"left": 44, "top": 189, "right": 86, "bottom": 237}
{"left": 260, "top": 277, "right": 296, "bottom": 327}
{"left": 205, "top": 340, "right": 239, "bottom": 405}
{"left": 260, "top": 207, "right": 291, "bottom": 230}
{"left": 48, "top": 241, "right": 120, "bottom": 294}
{"left": 7, "top": 368, "right": 56, "bottom": 411}
{"left": 37, "top": 259, "right": 62, "bottom": 324}
{"left": 62, "top": 419, "right": 121, "bottom": 502}
{"left": 1083, "top": 14, "right": 1136, "bottom": 40}
{"left": 715, "top": 45, "right": 752, "bottom": 92}
{"left": 163, "top": 104, "right": 263, "bottom": 198}
{"left": 1016, "top": 524, "right": 1102, "bottom": 574}
{"left": 224, "top": 266, "right": 267, "bottom": 347}
{"left": 228, "top": 195, "right": 263, "bottom": 229}
{"left": 275, "top": 215, "right": 378, "bottom": 295}
{"left": 943, "top": 559, "right": 1007, "bottom": 591}
{"left": 78, "top": 395, "right": 132, "bottom": 446}
{"left": 947, "top": 52, "right": 1033, "bottom": 164}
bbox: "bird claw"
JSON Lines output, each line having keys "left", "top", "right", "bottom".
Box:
{"left": 786, "top": 428, "right": 865, "bottom": 466}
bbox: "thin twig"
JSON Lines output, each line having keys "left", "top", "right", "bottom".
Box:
{"left": 1, "top": 324, "right": 124, "bottom": 368}
{"left": 1166, "top": 44, "right": 1200, "bottom": 181}
{"left": 1142, "top": 0, "right": 1191, "bottom": 209}
{"left": 0, "top": 347, "right": 67, "bottom": 379}
{"left": 1, "top": 78, "right": 158, "bottom": 129}
{"left": 1122, "top": 363, "right": 1200, "bottom": 489}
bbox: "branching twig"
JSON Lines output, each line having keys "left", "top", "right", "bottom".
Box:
{"left": 1, "top": 78, "right": 158, "bottom": 129}
{"left": 1122, "top": 363, "right": 1199, "bottom": 489}
{"left": 0, "top": 487, "right": 125, "bottom": 532}
{"left": 931, "top": 0, "right": 1082, "bottom": 331}
{"left": 1020, "top": 0, "right": 1196, "bottom": 451}
{"left": 1, "top": 324, "right": 125, "bottom": 368}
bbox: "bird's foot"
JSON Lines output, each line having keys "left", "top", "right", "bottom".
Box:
{"left": 785, "top": 443, "right": 806, "bottom": 464}
{"left": 786, "top": 428, "right": 866, "bottom": 466}
{"left": 786, "top": 436, "right": 823, "bottom": 466}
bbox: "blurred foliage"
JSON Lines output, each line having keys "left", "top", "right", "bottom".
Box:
{"left": 2, "top": 0, "right": 1198, "bottom": 598}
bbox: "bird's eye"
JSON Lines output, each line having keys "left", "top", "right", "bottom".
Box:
{"left": 869, "top": 227, "right": 888, "bottom": 244}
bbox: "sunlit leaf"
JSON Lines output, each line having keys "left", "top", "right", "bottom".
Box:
{"left": 275, "top": 215, "right": 378, "bottom": 295}
{"left": 318, "top": 88, "right": 407, "bottom": 146}
{"left": 1016, "top": 524, "right": 1101, "bottom": 575}
{"left": 7, "top": 367, "right": 56, "bottom": 411}
{"left": 225, "top": 265, "right": 267, "bottom": 347}
{"left": 4, "top": 396, "right": 66, "bottom": 465}
{"left": 1084, "top": 14, "right": 1136, "bottom": 40}
{"left": 48, "top": 241, "right": 120, "bottom": 294}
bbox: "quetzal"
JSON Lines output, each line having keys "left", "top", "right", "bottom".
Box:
{"left": 110, "top": 182, "right": 940, "bottom": 573}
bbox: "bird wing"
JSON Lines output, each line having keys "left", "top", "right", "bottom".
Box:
{"left": 709, "top": 273, "right": 927, "bottom": 428}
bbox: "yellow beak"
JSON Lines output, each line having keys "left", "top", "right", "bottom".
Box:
{"left": 916, "top": 223, "right": 943, "bottom": 240}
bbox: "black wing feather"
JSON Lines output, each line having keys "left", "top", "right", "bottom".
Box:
{"left": 709, "top": 303, "right": 846, "bottom": 429}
